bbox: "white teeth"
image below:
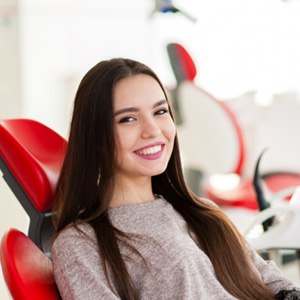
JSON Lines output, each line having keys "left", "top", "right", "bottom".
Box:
{"left": 138, "top": 145, "right": 162, "bottom": 155}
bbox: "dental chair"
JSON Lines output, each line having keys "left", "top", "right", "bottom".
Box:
{"left": 243, "top": 150, "right": 300, "bottom": 269}
{"left": 0, "top": 228, "right": 60, "bottom": 300}
{"left": 0, "top": 118, "right": 66, "bottom": 299}
{"left": 167, "top": 42, "right": 251, "bottom": 209}
{"left": 245, "top": 187, "right": 300, "bottom": 251}
{"left": 0, "top": 118, "right": 67, "bottom": 253}
{"left": 167, "top": 44, "right": 300, "bottom": 272}
{"left": 166, "top": 42, "right": 300, "bottom": 213}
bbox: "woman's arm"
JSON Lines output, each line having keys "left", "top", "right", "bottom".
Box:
{"left": 247, "top": 244, "right": 299, "bottom": 297}
{"left": 275, "top": 288, "right": 300, "bottom": 300}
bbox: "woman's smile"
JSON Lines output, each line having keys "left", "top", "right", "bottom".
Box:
{"left": 134, "top": 143, "right": 165, "bottom": 160}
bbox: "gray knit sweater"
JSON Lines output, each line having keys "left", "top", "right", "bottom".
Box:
{"left": 52, "top": 198, "right": 296, "bottom": 299}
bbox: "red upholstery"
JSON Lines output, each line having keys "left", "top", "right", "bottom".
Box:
{"left": 167, "top": 43, "right": 197, "bottom": 82}
{"left": 0, "top": 119, "right": 67, "bottom": 212}
{"left": 0, "top": 229, "right": 60, "bottom": 300}
{"left": 204, "top": 179, "right": 257, "bottom": 210}
{"left": 264, "top": 172, "right": 300, "bottom": 195}
{"left": 205, "top": 173, "right": 300, "bottom": 210}
{"left": 174, "top": 43, "right": 197, "bottom": 81}
{"left": 217, "top": 100, "right": 245, "bottom": 175}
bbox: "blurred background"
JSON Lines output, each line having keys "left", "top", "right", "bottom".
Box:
{"left": 1, "top": 0, "right": 300, "bottom": 298}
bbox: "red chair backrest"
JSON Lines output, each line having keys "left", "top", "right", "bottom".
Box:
{"left": 166, "top": 43, "right": 245, "bottom": 175}
{"left": 176, "top": 81, "right": 246, "bottom": 175}
{"left": 0, "top": 119, "right": 67, "bottom": 212}
{"left": 0, "top": 229, "right": 60, "bottom": 300}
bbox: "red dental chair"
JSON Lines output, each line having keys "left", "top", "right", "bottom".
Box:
{"left": 166, "top": 42, "right": 300, "bottom": 212}
{"left": 1, "top": 229, "right": 60, "bottom": 300}
{"left": 0, "top": 118, "right": 66, "bottom": 299}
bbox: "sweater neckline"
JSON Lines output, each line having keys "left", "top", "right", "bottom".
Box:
{"left": 108, "top": 195, "right": 166, "bottom": 215}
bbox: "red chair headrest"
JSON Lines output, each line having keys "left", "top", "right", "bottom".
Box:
{"left": 167, "top": 43, "right": 197, "bottom": 83}
{"left": 0, "top": 119, "right": 67, "bottom": 212}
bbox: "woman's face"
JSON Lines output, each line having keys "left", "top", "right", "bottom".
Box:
{"left": 113, "top": 74, "right": 176, "bottom": 181}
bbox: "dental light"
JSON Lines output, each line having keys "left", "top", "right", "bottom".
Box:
{"left": 150, "top": 0, "right": 197, "bottom": 22}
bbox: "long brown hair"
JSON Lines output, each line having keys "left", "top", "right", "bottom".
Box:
{"left": 53, "top": 58, "right": 275, "bottom": 300}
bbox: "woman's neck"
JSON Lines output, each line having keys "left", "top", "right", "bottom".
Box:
{"left": 109, "top": 176, "right": 155, "bottom": 208}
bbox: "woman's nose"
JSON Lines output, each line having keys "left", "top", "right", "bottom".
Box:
{"left": 141, "top": 118, "right": 161, "bottom": 139}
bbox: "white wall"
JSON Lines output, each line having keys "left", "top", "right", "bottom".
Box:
{"left": 0, "top": 1, "right": 26, "bottom": 298}
{"left": 0, "top": 0, "right": 21, "bottom": 119}
{"left": 19, "top": 0, "right": 159, "bottom": 137}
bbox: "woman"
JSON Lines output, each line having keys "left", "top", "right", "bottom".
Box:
{"left": 52, "top": 58, "right": 299, "bottom": 299}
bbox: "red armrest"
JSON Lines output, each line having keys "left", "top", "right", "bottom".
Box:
{"left": 0, "top": 229, "right": 60, "bottom": 300}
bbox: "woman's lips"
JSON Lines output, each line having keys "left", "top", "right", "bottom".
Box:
{"left": 134, "top": 143, "right": 165, "bottom": 160}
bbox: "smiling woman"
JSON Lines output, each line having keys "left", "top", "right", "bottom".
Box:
{"left": 51, "top": 58, "right": 300, "bottom": 300}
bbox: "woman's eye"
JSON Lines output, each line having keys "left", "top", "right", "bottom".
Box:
{"left": 155, "top": 108, "right": 168, "bottom": 116}
{"left": 118, "top": 116, "right": 136, "bottom": 123}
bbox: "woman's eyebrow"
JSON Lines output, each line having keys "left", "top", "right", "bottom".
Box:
{"left": 153, "top": 99, "right": 167, "bottom": 108}
{"left": 114, "top": 107, "right": 138, "bottom": 116}
{"left": 114, "top": 99, "right": 167, "bottom": 116}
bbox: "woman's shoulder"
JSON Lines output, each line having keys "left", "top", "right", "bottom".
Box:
{"left": 52, "top": 222, "right": 97, "bottom": 253}
{"left": 56, "top": 221, "right": 94, "bottom": 238}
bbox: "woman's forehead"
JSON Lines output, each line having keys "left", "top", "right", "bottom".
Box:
{"left": 113, "top": 74, "right": 166, "bottom": 109}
